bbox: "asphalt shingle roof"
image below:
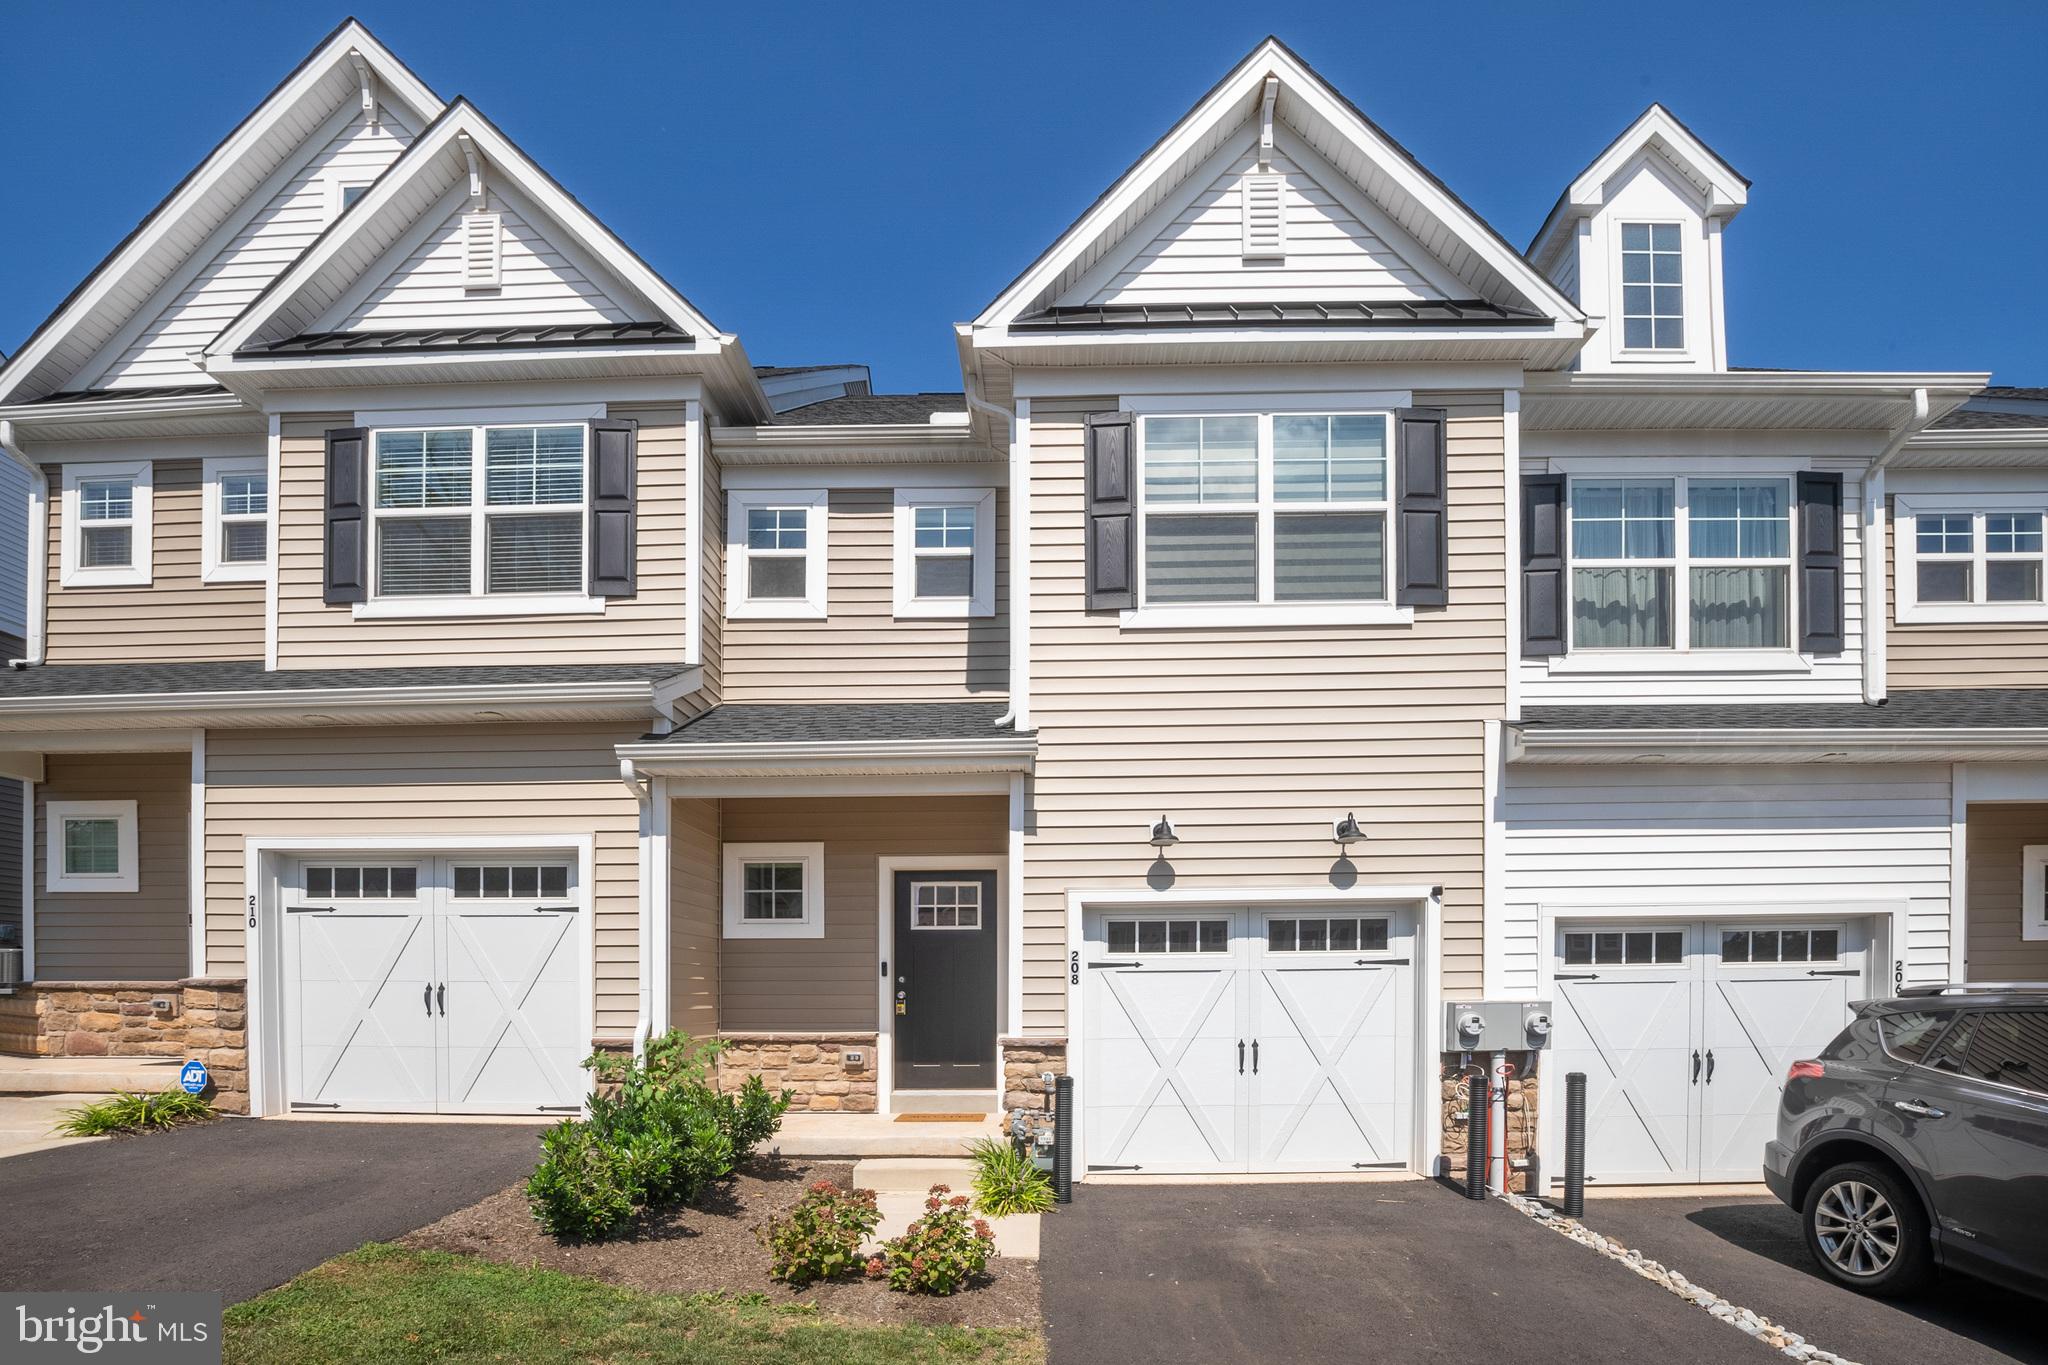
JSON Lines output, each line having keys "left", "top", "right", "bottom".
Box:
{"left": 775, "top": 393, "right": 967, "bottom": 425}
{"left": 1930, "top": 409, "right": 2048, "bottom": 431}
{"left": 0, "top": 661, "right": 686, "bottom": 699}
{"left": 659, "top": 702, "right": 1015, "bottom": 744}
{"left": 1520, "top": 689, "right": 2048, "bottom": 731}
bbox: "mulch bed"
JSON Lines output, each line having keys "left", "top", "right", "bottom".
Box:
{"left": 400, "top": 1156, "right": 1042, "bottom": 1331}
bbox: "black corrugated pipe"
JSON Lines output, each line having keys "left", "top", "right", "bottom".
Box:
{"left": 1563, "top": 1071, "right": 1588, "bottom": 1218}
{"left": 1465, "top": 1073, "right": 1488, "bottom": 1199}
{"left": 1053, "top": 1074, "right": 1075, "bottom": 1203}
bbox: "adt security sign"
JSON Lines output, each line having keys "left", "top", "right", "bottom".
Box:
{"left": 179, "top": 1060, "right": 209, "bottom": 1095}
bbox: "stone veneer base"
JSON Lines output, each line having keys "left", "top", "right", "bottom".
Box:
{"left": 0, "top": 979, "right": 250, "bottom": 1114}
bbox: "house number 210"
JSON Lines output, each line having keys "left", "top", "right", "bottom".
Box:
{"left": 249, "top": 894, "right": 258, "bottom": 929}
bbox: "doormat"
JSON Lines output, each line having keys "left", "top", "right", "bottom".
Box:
{"left": 895, "top": 1112, "right": 987, "bottom": 1123}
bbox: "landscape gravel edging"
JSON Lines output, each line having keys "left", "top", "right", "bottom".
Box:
{"left": 1498, "top": 1191, "right": 1862, "bottom": 1365}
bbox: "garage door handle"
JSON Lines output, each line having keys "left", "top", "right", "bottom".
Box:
{"left": 1251, "top": 1040, "right": 1259, "bottom": 1074}
{"left": 1691, "top": 1050, "right": 1701, "bottom": 1084}
{"left": 437, "top": 983, "right": 446, "bottom": 1016}
{"left": 423, "top": 983, "right": 433, "bottom": 1017}
{"left": 1705, "top": 1049, "right": 1715, "bottom": 1083}
{"left": 1238, "top": 1040, "right": 1245, "bottom": 1074}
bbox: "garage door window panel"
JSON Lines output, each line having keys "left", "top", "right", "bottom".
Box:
{"left": 1562, "top": 928, "right": 1683, "bottom": 966}
{"left": 305, "top": 864, "right": 420, "bottom": 900}
{"left": 1105, "top": 917, "right": 1229, "bottom": 955}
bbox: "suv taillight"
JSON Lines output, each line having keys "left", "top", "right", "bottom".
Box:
{"left": 1787, "top": 1060, "right": 1825, "bottom": 1082}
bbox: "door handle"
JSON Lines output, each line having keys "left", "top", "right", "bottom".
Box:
{"left": 423, "top": 983, "right": 433, "bottom": 1017}
{"left": 1251, "top": 1040, "right": 1259, "bottom": 1074}
{"left": 1238, "top": 1040, "right": 1245, "bottom": 1074}
{"left": 1891, "top": 1098, "right": 1947, "bottom": 1119}
{"left": 1691, "top": 1050, "right": 1702, "bottom": 1084}
{"left": 436, "top": 983, "right": 446, "bottom": 1016}
{"left": 1705, "top": 1050, "right": 1715, "bottom": 1083}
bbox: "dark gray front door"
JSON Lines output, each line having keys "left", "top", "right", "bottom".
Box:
{"left": 893, "top": 870, "right": 997, "bottom": 1089}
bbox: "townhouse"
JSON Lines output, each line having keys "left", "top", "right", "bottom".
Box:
{"left": 0, "top": 22, "right": 2034, "bottom": 1190}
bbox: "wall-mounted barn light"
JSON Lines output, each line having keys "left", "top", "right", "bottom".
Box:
{"left": 1332, "top": 813, "right": 1366, "bottom": 847}
{"left": 1147, "top": 815, "right": 1179, "bottom": 850}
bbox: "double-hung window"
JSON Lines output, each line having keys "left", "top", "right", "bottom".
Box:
{"left": 203, "top": 455, "right": 269, "bottom": 582}
{"left": 1137, "top": 411, "right": 1390, "bottom": 614}
{"left": 1896, "top": 496, "right": 2048, "bottom": 621}
{"left": 727, "top": 489, "right": 828, "bottom": 619}
{"left": 370, "top": 424, "right": 588, "bottom": 605}
{"left": 1569, "top": 476, "right": 1792, "bottom": 650}
{"left": 893, "top": 487, "right": 996, "bottom": 617}
{"left": 1620, "top": 222, "right": 1684, "bottom": 351}
{"left": 60, "top": 461, "right": 152, "bottom": 587}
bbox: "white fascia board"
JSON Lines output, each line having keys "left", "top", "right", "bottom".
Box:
{"left": 713, "top": 424, "right": 1000, "bottom": 467}
{"left": 0, "top": 20, "right": 441, "bottom": 406}
{"left": 1525, "top": 371, "right": 1991, "bottom": 400}
{"left": 207, "top": 345, "right": 707, "bottom": 385}
{"left": 975, "top": 320, "right": 1585, "bottom": 355}
{"left": 615, "top": 736, "right": 1036, "bottom": 779}
{"left": 1011, "top": 362, "right": 1526, "bottom": 399}
{"left": 1510, "top": 726, "right": 2048, "bottom": 765}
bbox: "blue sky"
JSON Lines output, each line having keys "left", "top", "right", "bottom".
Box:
{"left": 3, "top": 2, "right": 2043, "bottom": 394}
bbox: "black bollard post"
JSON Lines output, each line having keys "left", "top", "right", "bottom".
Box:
{"left": 1563, "top": 1071, "right": 1588, "bottom": 1218}
{"left": 1466, "top": 1073, "right": 1488, "bottom": 1200}
{"left": 1053, "top": 1074, "right": 1074, "bottom": 1204}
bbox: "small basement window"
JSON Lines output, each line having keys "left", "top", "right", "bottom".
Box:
{"left": 203, "top": 455, "right": 269, "bottom": 583}
{"left": 1563, "top": 928, "right": 1684, "bottom": 966}
{"left": 727, "top": 490, "right": 828, "bottom": 619}
{"left": 60, "top": 460, "right": 153, "bottom": 588}
{"left": 1105, "top": 918, "right": 1229, "bottom": 955}
{"left": 722, "top": 842, "right": 825, "bottom": 938}
{"left": 45, "top": 800, "right": 138, "bottom": 894}
{"left": 893, "top": 487, "right": 996, "bottom": 618}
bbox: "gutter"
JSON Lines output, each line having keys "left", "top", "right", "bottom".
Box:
{"left": 0, "top": 421, "right": 45, "bottom": 667}
{"left": 1864, "top": 387, "right": 1932, "bottom": 703}
{"left": 962, "top": 377, "right": 1026, "bottom": 732}
{"left": 621, "top": 758, "right": 653, "bottom": 1060}
{"left": 1510, "top": 723, "right": 2048, "bottom": 765}
{"left": 614, "top": 733, "right": 1037, "bottom": 779}
{"left": 0, "top": 672, "right": 694, "bottom": 721}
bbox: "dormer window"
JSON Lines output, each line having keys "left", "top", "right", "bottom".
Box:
{"left": 1620, "top": 223, "right": 1684, "bottom": 350}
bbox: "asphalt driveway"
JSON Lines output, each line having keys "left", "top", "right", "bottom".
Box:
{"left": 0, "top": 1117, "right": 541, "bottom": 1303}
{"left": 1581, "top": 1193, "right": 2046, "bottom": 1365}
{"left": 1042, "top": 1179, "right": 1776, "bottom": 1365}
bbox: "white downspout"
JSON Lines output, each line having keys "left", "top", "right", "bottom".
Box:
{"left": 622, "top": 757, "right": 653, "bottom": 1058}
{"left": 963, "top": 386, "right": 1027, "bottom": 731}
{"left": 1862, "top": 387, "right": 1931, "bottom": 704}
{"left": 0, "top": 421, "right": 47, "bottom": 668}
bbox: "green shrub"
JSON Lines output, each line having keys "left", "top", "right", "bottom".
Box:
{"left": 758, "top": 1180, "right": 881, "bottom": 1286}
{"left": 57, "top": 1089, "right": 215, "bottom": 1136}
{"left": 867, "top": 1185, "right": 995, "bottom": 1295}
{"left": 964, "top": 1137, "right": 1056, "bottom": 1217}
{"left": 525, "top": 1121, "right": 637, "bottom": 1240}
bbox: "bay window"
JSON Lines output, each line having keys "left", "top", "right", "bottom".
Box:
{"left": 370, "top": 424, "right": 587, "bottom": 603}
{"left": 1137, "top": 411, "right": 1389, "bottom": 611}
{"left": 1896, "top": 495, "right": 2048, "bottom": 622}
{"left": 1569, "top": 475, "right": 1791, "bottom": 650}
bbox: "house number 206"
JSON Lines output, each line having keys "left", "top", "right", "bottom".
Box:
{"left": 1895, "top": 959, "right": 1905, "bottom": 991}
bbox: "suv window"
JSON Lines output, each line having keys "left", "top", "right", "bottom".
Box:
{"left": 1877, "top": 1010, "right": 1955, "bottom": 1064}
{"left": 1958, "top": 1010, "right": 2048, "bottom": 1096}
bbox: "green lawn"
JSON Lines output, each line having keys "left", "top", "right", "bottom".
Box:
{"left": 224, "top": 1244, "right": 1042, "bottom": 1365}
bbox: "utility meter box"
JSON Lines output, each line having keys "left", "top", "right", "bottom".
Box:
{"left": 1444, "top": 1000, "right": 1554, "bottom": 1052}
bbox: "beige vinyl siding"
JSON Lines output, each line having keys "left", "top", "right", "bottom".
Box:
{"left": 1021, "top": 393, "right": 1506, "bottom": 1029}
{"left": 1966, "top": 802, "right": 2048, "bottom": 979}
{"left": 202, "top": 723, "right": 644, "bottom": 1035}
{"left": 670, "top": 797, "right": 720, "bottom": 1036}
{"left": 1887, "top": 497, "right": 2048, "bottom": 687}
{"left": 340, "top": 192, "right": 635, "bottom": 331}
{"left": 721, "top": 488, "right": 1008, "bottom": 702}
{"left": 44, "top": 459, "right": 265, "bottom": 664}
{"left": 274, "top": 409, "right": 690, "bottom": 668}
{"left": 716, "top": 796, "right": 1006, "bottom": 1032}
{"left": 34, "top": 753, "right": 188, "bottom": 980}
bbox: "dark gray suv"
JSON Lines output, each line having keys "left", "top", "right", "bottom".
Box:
{"left": 1764, "top": 985, "right": 2048, "bottom": 1298}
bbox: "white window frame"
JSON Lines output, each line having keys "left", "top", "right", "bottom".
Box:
{"left": 1615, "top": 219, "right": 1688, "bottom": 355}
{"left": 722, "top": 842, "right": 826, "bottom": 939}
{"left": 202, "top": 454, "right": 270, "bottom": 584}
{"left": 1128, "top": 409, "right": 1406, "bottom": 629}
{"left": 727, "top": 489, "right": 828, "bottom": 620}
{"left": 46, "top": 799, "right": 138, "bottom": 894}
{"left": 324, "top": 174, "right": 376, "bottom": 223}
{"left": 906, "top": 878, "right": 985, "bottom": 931}
{"left": 59, "top": 460, "right": 152, "bottom": 588}
{"left": 1565, "top": 473, "right": 1797, "bottom": 654}
{"left": 359, "top": 423, "right": 598, "bottom": 618}
{"left": 892, "top": 487, "right": 995, "bottom": 619}
{"left": 2023, "top": 847, "right": 2048, "bottom": 943}
{"left": 1895, "top": 493, "right": 2048, "bottom": 624}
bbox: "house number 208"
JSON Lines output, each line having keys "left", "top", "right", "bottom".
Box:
{"left": 1070, "top": 951, "right": 1080, "bottom": 986}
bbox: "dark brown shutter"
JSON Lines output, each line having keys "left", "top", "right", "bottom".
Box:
{"left": 1521, "top": 473, "right": 1567, "bottom": 657}
{"left": 323, "top": 426, "right": 368, "bottom": 604}
{"left": 1798, "top": 470, "right": 1845, "bottom": 655}
{"left": 1085, "top": 412, "right": 1135, "bottom": 611}
{"left": 588, "top": 418, "right": 639, "bottom": 598}
{"left": 1393, "top": 407, "right": 1448, "bottom": 608}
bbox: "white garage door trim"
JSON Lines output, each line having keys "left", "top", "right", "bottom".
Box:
{"left": 245, "top": 834, "right": 595, "bottom": 1118}
{"left": 1063, "top": 884, "right": 1442, "bottom": 1181}
{"left": 1535, "top": 899, "right": 1905, "bottom": 1189}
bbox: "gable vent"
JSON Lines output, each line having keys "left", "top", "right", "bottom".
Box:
{"left": 461, "top": 211, "right": 502, "bottom": 289}
{"left": 1241, "top": 173, "right": 1286, "bottom": 260}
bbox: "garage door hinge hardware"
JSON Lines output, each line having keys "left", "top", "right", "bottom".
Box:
{"left": 1089, "top": 960, "right": 1141, "bottom": 969}
{"left": 535, "top": 904, "right": 578, "bottom": 913}
{"left": 1554, "top": 972, "right": 1599, "bottom": 981}
{"left": 539, "top": 1105, "right": 582, "bottom": 1112}
{"left": 292, "top": 1101, "right": 341, "bottom": 1109}
{"left": 1807, "top": 968, "right": 1859, "bottom": 976}
{"left": 287, "top": 905, "right": 337, "bottom": 914}
{"left": 1360, "top": 957, "right": 1411, "bottom": 966}
{"left": 1087, "top": 1164, "right": 1142, "bottom": 1171}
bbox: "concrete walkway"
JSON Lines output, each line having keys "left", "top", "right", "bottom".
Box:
{"left": 853, "top": 1157, "right": 1041, "bottom": 1260}
{"left": 772, "top": 1111, "right": 1001, "bottom": 1157}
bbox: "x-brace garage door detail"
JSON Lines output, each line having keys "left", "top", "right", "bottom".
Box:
{"left": 1083, "top": 908, "right": 1414, "bottom": 1175}
{"left": 283, "top": 855, "right": 586, "bottom": 1115}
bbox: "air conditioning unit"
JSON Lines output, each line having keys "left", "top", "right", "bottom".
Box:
{"left": 0, "top": 947, "right": 22, "bottom": 992}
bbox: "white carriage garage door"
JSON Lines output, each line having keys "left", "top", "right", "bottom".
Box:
{"left": 1548, "top": 918, "right": 1871, "bottom": 1184}
{"left": 1082, "top": 907, "right": 1414, "bottom": 1175}
{"left": 282, "top": 854, "right": 586, "bottom": 1115}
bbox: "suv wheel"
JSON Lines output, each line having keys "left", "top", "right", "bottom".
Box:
{"left": 1801, "top": 1161, "right": 1932, "bottom": 1295}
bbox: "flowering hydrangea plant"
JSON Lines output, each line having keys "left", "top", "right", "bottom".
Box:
{"left": 758, "top": 1180, "right": 882, "bottom": 1285}
{"left": 866, "top": 1184, "right": 995, "bottom": 1295}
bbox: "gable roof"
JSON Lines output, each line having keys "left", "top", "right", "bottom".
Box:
{"left": 970, "top": 36, "right": 1582, "bottom": 338}
{"left": 775, "top": 392, "right": 966, "bottom": 425}
{"left": 1526, "top": 104, "right": 1748, "bottom": 271}
{"left": 0, "top": 19, "right": 443, "bottom": 405}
